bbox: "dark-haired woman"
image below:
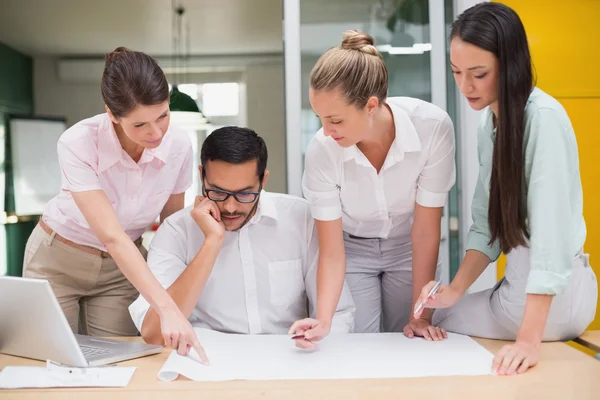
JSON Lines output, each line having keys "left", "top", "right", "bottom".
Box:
{"left": 23, "top": 47, "right": 208, "bottom": 363}
{"left": 415, "top": 3, "right": 597, "bottom": 375}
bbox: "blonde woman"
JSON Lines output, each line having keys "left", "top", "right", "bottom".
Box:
{"left": 289, "top": 30, "right": 456, "bottom": 347}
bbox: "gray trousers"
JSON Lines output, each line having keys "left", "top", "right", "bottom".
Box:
{"left": 433, "top": 246, "right": 598, "bottom": 341}
{"left": 344, "top": 232, "right": 441, "bottom": 333}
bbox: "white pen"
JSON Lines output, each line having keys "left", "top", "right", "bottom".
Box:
{"left": 413, "top": 280, "right": 442, "bottom": 317}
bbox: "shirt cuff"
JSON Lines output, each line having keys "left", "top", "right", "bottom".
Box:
{"left": 310, "top": 204, "right": 342, "bottom": 221}
{"left": 525, "top": 269, "right": 570, "bottom": 295}
{"left": 66, "top": 184, "right": 104, "bottom": 192}
{"left": 416, "top": 187, "right": 448, "bottom": 208}
{"left": 466, "top": 231, "right": 501, "bottom": 262}
{"left": 128, "top": 295, "right": 151, "bottom": 332}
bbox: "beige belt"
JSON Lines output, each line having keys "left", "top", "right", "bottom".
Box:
{"left": 39, "top": 219, "right": 142, "bottom": 258}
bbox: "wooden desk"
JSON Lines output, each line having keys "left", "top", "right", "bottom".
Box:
{"left": 2, "top": 337, "right": 600, "bottom": 399}
{"left": 575, "top": 331, "right": 600, "bottom": 353}
{"left": 575, "top": 331, "right": 600, "bottom": 360}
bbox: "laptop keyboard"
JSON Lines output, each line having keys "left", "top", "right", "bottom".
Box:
{"left": 80, "top": 345, "right": 114, "bottom": 358}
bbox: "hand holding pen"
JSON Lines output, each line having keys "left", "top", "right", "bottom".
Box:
{"left": 288, "top": 318, "right": 331, "bottom": 349}
{"left": 413, "top": 280, "right": 464, "bottom": 320}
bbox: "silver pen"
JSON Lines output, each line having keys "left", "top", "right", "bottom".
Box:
{"left": 413, "top": 280, "right": 442, "bottom": 317}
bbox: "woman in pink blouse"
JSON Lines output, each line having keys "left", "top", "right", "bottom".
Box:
{"left": 22, "top": 47, "right": 207, "bottom": 364}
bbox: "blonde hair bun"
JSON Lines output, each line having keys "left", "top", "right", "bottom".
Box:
{"left": 310, "top": 29, "right": 388, "bottom": 108}
{"left": 341, "top": 30, "right": 380, "bottom": 57}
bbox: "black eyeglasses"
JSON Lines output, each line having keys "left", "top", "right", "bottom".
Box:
{"left": 202, "top": 181, "right": 262, "bottom": 204}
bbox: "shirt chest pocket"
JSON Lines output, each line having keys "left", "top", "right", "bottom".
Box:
{"left": 147, "top": 189, "right": 171, "bottom": 211}
{"left": 129, "top": 190, "right": 171, "bottom": 228}
{"left": 268, "top": 259, "right": 304, "bottom": 308}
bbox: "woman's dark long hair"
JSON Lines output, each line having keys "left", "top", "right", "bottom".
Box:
{"left": 451, "top": 3, "right": 534, "bottom": 254}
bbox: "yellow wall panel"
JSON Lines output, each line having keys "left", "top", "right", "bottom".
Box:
{"left": 501, "top": 0, "right": 600, "bottom": 97}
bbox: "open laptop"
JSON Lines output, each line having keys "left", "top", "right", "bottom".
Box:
{"left": 0, "top": 276, "right": 162, "bottom": 367}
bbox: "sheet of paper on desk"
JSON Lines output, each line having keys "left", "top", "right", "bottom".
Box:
{"left": 0, "top": 362, "right": 136, "bottom": 389}
{"left": 157, "top": 328, "right": 494, "bottom": 382}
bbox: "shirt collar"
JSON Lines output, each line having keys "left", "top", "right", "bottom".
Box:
{"left": 141, "top": 133, "right": 171, "bottom": 164}
{"left": 248, "top": 191, "right": 279, "bottom": 225}
{"left": 97, "top": 113, "right": 171, "bottom": 173}
{"left": 342, "top": 101, "right": 421, "bottom": 164}
{"left": 342, "top": 145, "right": 360, "bottom": 162}
{"left": 388, "top": 101, "right": 422, "bottom": 154}
{"left": 97, "top": 114, "right": 123, "bottom": 172}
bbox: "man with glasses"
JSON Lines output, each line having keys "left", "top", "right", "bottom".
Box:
{"left": 129, "top": 126, "right": 355, "bottom": 359}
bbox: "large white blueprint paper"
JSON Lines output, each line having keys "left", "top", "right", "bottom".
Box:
{"left": 158, "top": 329, "right": 494, "bottom": 381}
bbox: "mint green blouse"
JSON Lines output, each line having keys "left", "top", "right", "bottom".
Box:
{"left": 466, "top": 87, "right": 586, "bottom": 295}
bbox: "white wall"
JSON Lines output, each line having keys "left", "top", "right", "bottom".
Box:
{"left": 33, "top": 57, "right": 287, "bottom": 194}
{"left": 34, "top": 57, "right": 104, "bottom": 126}
{"left": 245, "top": 64, "right": 286, "bottom": 193}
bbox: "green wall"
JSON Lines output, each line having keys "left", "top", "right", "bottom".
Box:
{"left": 0, "top": 42, "right": 35, "bottom": 276}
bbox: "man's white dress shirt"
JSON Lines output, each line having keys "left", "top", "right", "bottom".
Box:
{"left": 129, "top": 191, "right": 355, "bottom": 334}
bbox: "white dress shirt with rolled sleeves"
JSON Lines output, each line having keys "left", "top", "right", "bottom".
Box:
{"left": 303, "top": 97, "right": 456, "bottom": 239}
{"left": 129, "top": 191, "right": 355, "bottom": 334}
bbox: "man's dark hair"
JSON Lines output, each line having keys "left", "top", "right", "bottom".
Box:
{"left": 200, "top": 126, "right": 268, "bottom": 178}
